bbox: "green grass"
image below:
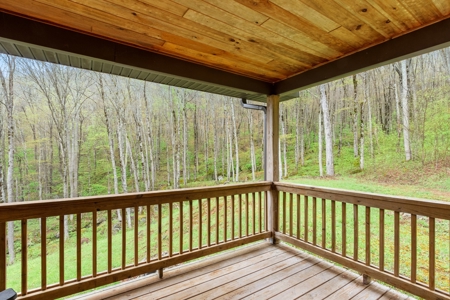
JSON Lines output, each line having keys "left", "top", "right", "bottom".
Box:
{"left": 6, "top": 194, "right": 266, "bottom": 296}
{"left": 285, "top": 176, "right": 450, "bottom": 201}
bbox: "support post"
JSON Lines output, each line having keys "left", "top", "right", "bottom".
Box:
{"left": 266, "top": 95, "right": 280, "bottom": 244}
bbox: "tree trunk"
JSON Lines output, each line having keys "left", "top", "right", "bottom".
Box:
{"left": 230, "top": 100, "right": 239, "bottom": 182}
{"left": 182, "top": 91, "right": 188, "bottom": 186}
{"left": 318, "top": 107, "right": 323, "bottom": 177}
{"left": 399, "top": 60, "right": 412, "bottom": 161}
{"left": 0, "top": 55, "right": 16, "bottom": 264}
{"left": 352, "top": 75, "right": 359, "bottom": 157}
{"left": 280, "top": 105, "right": 288, "bottom": 178}
{"left": 126, "top": 136, "right": 140, "bottom": 193}
{"left": 248, "top": 110, "right": 256, "bottom": 181}
{"left": 194, "top": 104, "right": 199, "bottom": 180}
{"left": 143, "top": 83, "right": 155, "bottom": 190}
{"left": 360, "top": 78, "right": 365, "bottom": 170}
{"left": 319, "top": 85, "right": 334, "bottom": 176}
{"left": 367, "top": 74, "right": 374, "bottom": 159}
{"left": 117, "top": 119, "right": 132, "bottom": 228}
{"left": 98, "top": 75, "right": 122, "bottom": 221}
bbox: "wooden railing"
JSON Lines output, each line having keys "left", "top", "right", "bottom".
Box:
{"left": 275, "top": 182, "right": 450, "bottom": 300}
{"left": 0, "top": 182, "right": 271, "bottom": 299}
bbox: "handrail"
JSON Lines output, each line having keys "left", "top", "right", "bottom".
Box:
{"left": 0, "top": 182, "right": 271, "bottom": 299}
{"left": 274, "top": 182, "right": 450, "bottom": 300}
{"left": 0, "top": 182, "right": 271, "bottom": 222}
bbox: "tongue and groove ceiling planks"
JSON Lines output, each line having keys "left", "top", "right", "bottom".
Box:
{"left": 0, "top": 0, "right": 449, "bottom": 100}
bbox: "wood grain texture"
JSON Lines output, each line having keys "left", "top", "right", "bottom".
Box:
{"left": 1, "top": 0, "right": 448, "bottom": 82}
{"left": 24, "top": 233, "right": 414, "bottom": 300}
{"left": 277, "top": 233, "right": 449, "bottom": 300}
{"left": 275, "top": 182, "right": 450, "bottom": 220}
{"left": 0, "top": 182, "right": 271, "bottom": 222}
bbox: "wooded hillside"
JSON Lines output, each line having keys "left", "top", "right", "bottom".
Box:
{"left": 0, "top": 47, "right": 449, "bottom": 205}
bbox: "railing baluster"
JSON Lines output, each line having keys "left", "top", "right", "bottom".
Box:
{"left": 331, "top": 200, "right": 336, "bottom": 252}
{"left": 354, "top": 204, "right": 358, "bottom": 261}
{"left": 429, "top": 217, "right": 435, "bottom": 290}
{"left": 122, "top": 208, "right": 126, "bottom": 269}
{"left": 394, "top": 211, "right": 400, "bottom": 276}
{"left": 216, "top": 197, "right": 219, "bottom": 244}
{"left": 265, "top": 191, "right": 268, "bottom": 232}
{"left": 296, "top": 194, "right": 300, "bottom": 239}
{"left": 313, "top": 197, "right": 317, "bottom": 245}
{"left": 411, "top": 214, "right": 417, "bottom": 283}
{"left": 246, "top": 193, "right": 249, "bottom": 237}
{"left": 0, "top": 222, "right": 5, "bottom": 291}
{"left": 157, "top": 204, "right": 162, "bottom": 278}
{"left": 180, "top": 201, "right": 183, "bottom": 254}
{"left": 134, "top": 206, "right": 138, "bottom": 265}
{"left": 92, "top": 211, "right": 97, "bottom": 277}
{"left": 259, "top": 191, "right": 262, "bottom": 233}
{"left": 107, "top": 211, "right": 112, "bottom": 273}
{"left": 207, "top": 198, "right": 211, "bottom": 247}
{"left": 146, "top": 205, "right": 150, "bottom": 262}
{"left": 379, "top": 209, "right": 385, "bottom": 271}
{"left": 21, "top": 219, "right": 27, "bottom": 295}
{"left": 283, "top": 192, "right": 286, "bottom": 234}
{"left": 199, "top": 200, "right": 202, "bottom": 249}
{"left": 189, "top": 200, "right": 193, "bottom": 251}
{"left": 304, "top": 196, "right": 308, "bottom": 242}
{"left": 231, "top": 196, "right": 235, "bottom": 240}
{"left": 77, "top": 213, "right": 82, "bottom": 280}
{"left": 169, "top": 203, "right": 173, "bottom": 257}
{"left": 224, "top": 196, "right": 227, "bottom": 242}
{"left": 322, "top": 198, "right": 326, "bottom": 248}
{"left": 60, "top": 215, "right": 65, "bottom": 283}
{"left": 289, "top": 193, "right": 293, "bottom": 237}
{"left": 252, "top": 193, "right": 256, "bottom": 235}
{"left": 239, "top": 194, "right": 242, "bottom": 238}
{"left": 41, "top": 217, "right": 47, "bottom": 289}
{"left": 365, "top": 207, "right": 370, "bottom": 266}
{"left": 158, "top": 204, "right": 162, "bottom": 261}
{"left": 342, "top": 203, "right": 346, "bottom": 257}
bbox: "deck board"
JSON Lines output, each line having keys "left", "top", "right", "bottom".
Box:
{"left": 324, "top": 276, "right": 371, "bottom": 300}
{"left": 89, "top": 242, "right": 410, "bottom": 300}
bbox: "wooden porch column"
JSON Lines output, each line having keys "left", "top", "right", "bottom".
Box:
{"left": 266, "top": 94, "right": 280, "bottom": 244}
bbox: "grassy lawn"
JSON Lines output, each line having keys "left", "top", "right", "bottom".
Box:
{"left": 284, "top": 176, "right": 450, "bottom": 201}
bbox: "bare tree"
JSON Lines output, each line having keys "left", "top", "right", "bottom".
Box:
{"left": 230, "top": 99, "right": 239, "bottom": 181}
{"left": 319, "top": 84, "right": 335, "bottom": 176}
{"left": 396, "top": 60, "right": 412, "bottom": 161}
{"left": 352, "top": 75, "right": 359, "bottom": 157}
{"left": 0, "top": 55, "right": 16, "bottom": 264}
{"left": 318, "top": 106, "right": 323, "bottom": 177}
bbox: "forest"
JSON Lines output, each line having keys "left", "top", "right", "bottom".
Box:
{"left": 1, "top": 48, "right": 450, "bottom": 199}
{"left": 0, "top": 46, "right": 450, "bottom": 267}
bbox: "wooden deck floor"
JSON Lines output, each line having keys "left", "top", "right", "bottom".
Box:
{"left": 80, "top": 242, "right": 411, "bottom": 300}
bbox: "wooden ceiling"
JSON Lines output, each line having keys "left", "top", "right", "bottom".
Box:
{"left": 1, "top": 0, "right": 450, "bottom": 84}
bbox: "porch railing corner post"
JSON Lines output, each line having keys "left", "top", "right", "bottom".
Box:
{"left": 266, "top": 94, "right": 280, "bottom": 245}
